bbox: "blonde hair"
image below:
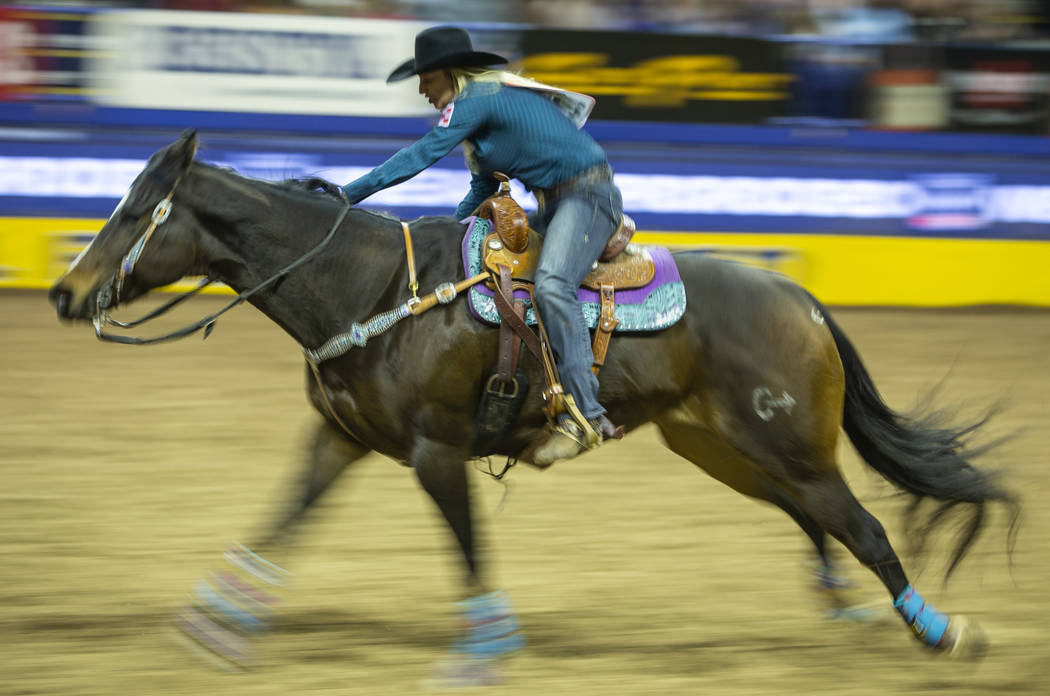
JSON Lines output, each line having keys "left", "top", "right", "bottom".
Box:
{"left": 448, "top": 67, "right": 511, "bottom": 96}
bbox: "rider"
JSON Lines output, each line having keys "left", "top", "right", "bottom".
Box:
{"left": 341, "top": 25, "right": 623, "bottom": 463}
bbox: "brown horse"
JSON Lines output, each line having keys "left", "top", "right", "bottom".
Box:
{"left": 48, "top": 131, "right": 1017, "bottom": 681}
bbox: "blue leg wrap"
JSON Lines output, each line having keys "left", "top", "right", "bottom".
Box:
{"left": 454, "top": 591, "right": 525, "bottom": 658}
{"left": 172, "top": 543, "right": 288, "bottom": 669}
{"left": 894, "top": 585, "right": 951, "bottom": 647}
{"left": 192, "top": 580, "right": 267, "bottom": 633}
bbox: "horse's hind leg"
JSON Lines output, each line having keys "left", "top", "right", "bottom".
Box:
{"left": 409, "top": 436, "right": 524, "bottom": 684}
{"left": 657, "top": 419, "right": 862, "bottom": 615}
{"left": 729, "top": 421, "right": 984, "bottom": 657}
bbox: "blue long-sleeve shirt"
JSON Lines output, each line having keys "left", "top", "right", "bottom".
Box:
{"left": 342, "top": 80, "right": 608, "bottom": 219}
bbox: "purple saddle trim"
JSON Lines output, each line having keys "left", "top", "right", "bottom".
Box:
{"left": 460, "top": 216, "right": 686, "bottom": 332}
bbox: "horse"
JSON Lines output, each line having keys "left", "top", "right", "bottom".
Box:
{"left": 48, "top": 131, "right": 1018, "bottom": 681}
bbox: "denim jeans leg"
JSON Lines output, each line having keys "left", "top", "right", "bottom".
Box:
{"left": 533, "top": 191, "right": 619, "bottom": 420}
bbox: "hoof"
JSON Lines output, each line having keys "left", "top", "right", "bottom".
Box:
{"left": 810, "top": 562, "right": 887, "bottom": 623}
{"left": 169, "top": 613, "right": 254, "bottom": 671}
{"left": 824, "top": 600, "right": 889, "bottom": 624}
{"left": 944, "top": 615, "right": 988, "bottom": 661}
{"left": 422, "top": 656, "right": 506, "bottom": 690}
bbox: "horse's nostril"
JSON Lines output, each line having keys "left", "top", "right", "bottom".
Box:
{"left": 52, "top": 289, "right": 70, "bottom": 318}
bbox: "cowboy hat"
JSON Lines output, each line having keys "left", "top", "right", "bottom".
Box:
{"left": 387, "top": 26, "right": 507, "bottom": 83}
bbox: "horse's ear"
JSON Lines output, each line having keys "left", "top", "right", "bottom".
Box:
{"left": 176, "top": 128, "right": 199, "bottom": 165}
{"left": 162, "top": 129, "right": 199, "bottom": 172}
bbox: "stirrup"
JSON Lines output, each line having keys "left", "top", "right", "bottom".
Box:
{"left": 551, "top": 394, "right": 600, "bottom": 449}
{"left": 525, "top": 394, "right": 600, "bottom": 467}
{"left": 552, "top": 416, "right": 596, "bottom": 450}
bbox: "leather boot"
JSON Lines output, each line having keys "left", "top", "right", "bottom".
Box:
{"left": 530, "top": 414, "right": 622, "bottom": 467}
{"left": 591, "top": 414, "right": 625, "bottom": 441}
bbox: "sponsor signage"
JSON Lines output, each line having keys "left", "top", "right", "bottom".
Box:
{"left": 517, "top": 29, "right": 794, "bottom": 124}
{"left": 906, "top": 174, "right": 994, "bottom": 231}
{"left": 0, "top": 6, "right": 94, "bottom": 100}
{"left": 86, "top": 11, "right": 432, "bottom": 116}
{"left": 0, "top": 6, "right": 33, "bottom": 99}
{"left": 946, "top": 45, "right": 1050, "bottom": 134}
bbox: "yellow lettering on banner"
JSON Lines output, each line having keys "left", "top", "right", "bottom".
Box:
{"left": 518, "top": 53, "right": 609, "bottom": 72}
{"left": 679, "top": 91, "right": 790, "bottom": 101}
{"left": 519, "top": 52, "right": 794, "bottom": 105}
{"left": 637, "top": 55, "right": 741, "bottom": 74}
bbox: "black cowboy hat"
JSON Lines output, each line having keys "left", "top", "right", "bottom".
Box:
{"left": 387, "top": 26, "right": 507, "bottom": 83}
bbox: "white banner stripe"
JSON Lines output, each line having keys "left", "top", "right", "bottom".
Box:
{"left": 2, "top": 156, "right": 1050, "bottom": 224}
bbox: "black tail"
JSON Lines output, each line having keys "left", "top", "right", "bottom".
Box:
{"left": 817, "top": 301, "right": 1020, "bottom": 578}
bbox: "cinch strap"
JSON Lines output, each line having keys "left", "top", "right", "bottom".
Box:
{"left": 893, "top": 585, "right": 950, "bottom": 647}
{"left": 402, "top": 221, "right": 419, "bottom": 301}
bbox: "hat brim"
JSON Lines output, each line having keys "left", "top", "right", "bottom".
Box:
{"left": 386, "top": 51, "right": 508, "bottom": 83}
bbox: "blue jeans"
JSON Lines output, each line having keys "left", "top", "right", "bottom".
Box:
{"left": 533, "top": 178, "right": 623, "bottom": 419}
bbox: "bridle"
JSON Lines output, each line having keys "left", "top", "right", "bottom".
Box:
{"left": 93, "top": 174, "right": 352, "bottom": 345}
{"left": 87, "top": 169, "right": 490, "bottom": 448}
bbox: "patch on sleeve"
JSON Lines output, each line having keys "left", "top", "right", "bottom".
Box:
{"left": 438, "top": 102, "right": 455, "bottom": 128}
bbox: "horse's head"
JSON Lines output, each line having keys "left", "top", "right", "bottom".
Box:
{"left": 49, "top": 130, "right": 202, "bottom": 322}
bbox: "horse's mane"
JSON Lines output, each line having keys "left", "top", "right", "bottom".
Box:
{"left": 196, "top": 163, "right": 424, "bottom": 226}
{"left": 280, "top": 176, "right": 344, "bottom": 200}
{"left": 275, "top": 176, "right": 402, "bottom": 222}
{"left": 193, "top": 160, "right": 342, "bottom": 202}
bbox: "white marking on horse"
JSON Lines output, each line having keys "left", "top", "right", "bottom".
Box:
{"left": 65, "top": 243, "right": 92, "bottom": 273}
{"left": 68, "top": 187, "right": 133, "bottom": 272}
{"left": 811, "top": 307, "right": 825, "bottom": 325}
{"left": 753, "top": 387, "right": 797, "bottom": 422}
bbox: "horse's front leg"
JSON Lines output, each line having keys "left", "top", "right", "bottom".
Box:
{"left": 254, "top": 419, "right": 371, "bottom": 556}
{"left": 411, "top": 436, "right": 524, "bottom": 686}
{"left": 172, "top": 419, "right": 370, "bottom": 669}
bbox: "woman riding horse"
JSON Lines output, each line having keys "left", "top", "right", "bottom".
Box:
{"left": 48, "top": 129, "right": 1018, "bottom": 683}
{"left": 341, "top": 25, "right": 622, "bottom": 464}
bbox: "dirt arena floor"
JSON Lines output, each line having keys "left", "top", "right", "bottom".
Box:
{"left": 2, "top": 289, "right": 1048, "bottom": 696}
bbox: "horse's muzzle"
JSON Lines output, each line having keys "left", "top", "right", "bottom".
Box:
{"left": 48, "top": 283, "right": 71, "bottom": 320}
{"left": 48, "top": 278, "right": 102, "bottom": 322}
{"left": 49, "top": 283, "right": 69, "bottom": 319}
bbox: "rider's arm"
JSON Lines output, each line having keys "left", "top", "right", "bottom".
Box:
{"left": 455, "top": 173, "right": 499, "bottom": 220}
{"left": 342, "top": 97, "right": 485, "bottom": 205}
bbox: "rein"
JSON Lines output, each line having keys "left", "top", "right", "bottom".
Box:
{"left": 93, "top": 181, "right": 353, "bottom": 346}
{"left": 90, "top": 174, "right": 492, "bottom": 448}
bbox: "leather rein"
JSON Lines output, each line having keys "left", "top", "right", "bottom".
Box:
{"left": 89, "top": 177, "right": 493, "bottom": 446}
{"left": 93, "top": 179, "right": 353, "bottom": 346}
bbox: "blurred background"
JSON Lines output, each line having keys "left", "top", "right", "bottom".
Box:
{"left": 1, "top": 0, "right": 1048, "bottom": 304}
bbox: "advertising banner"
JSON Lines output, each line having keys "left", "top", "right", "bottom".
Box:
{"left": 517, "top": 29, "right": 793, "bottom": 124}
{"left": 2, "top": 141, "right": 1048, "bottom": 240}
{"left": 0, "top": 6, "right": 32, "bottom": 100}
{"left": 946, "top": 44, "right": 1050, "bottom": 135}
{"left": 86, "top": 11, "right": 433, "bottom": 116}
{"left": 0, "top": 6, "right": 94, "bottom": 101}
{"left": 2, "top": 128, "right": 1048, "bottom": 305}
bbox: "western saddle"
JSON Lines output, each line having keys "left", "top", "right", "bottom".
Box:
{"left": 475, "top": 173, "right": 650, "bottom": 440}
